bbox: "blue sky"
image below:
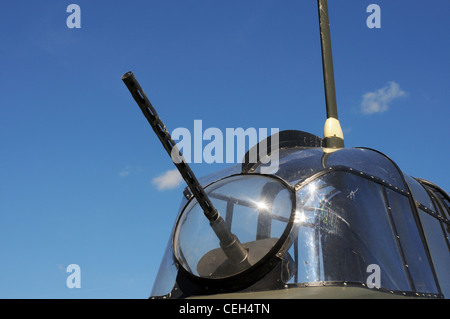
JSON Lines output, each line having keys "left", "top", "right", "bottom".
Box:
{"left": 0, "top": 1, "right": 449, "bottom": 298}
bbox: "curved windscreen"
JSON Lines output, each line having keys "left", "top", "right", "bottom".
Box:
{"left": 173, "top": 174, "right": 294, "bottom": 280}
{"left": 151, "top": 146, "right": 443, "bottom": 298}
{"left": 254, "top": 148, "right": 325, "bottom": 185}
{"left": 288, "top": 170, "right": 426, "bottom": 293}
{"left": 253, "top": 147, "right": 406, "bottom": 191}
{"left": 325, "top": 148, "right": 406, "bottom": 190}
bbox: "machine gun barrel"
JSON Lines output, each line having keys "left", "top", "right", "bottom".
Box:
{"left": 121, "top": 71, "right": 249, "bottom": 267}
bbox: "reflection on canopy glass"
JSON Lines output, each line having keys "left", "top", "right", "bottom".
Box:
{"left": 173, "top": 175, "right": 294, "bottom": 279}
{"left": 289, "top": 171, "right": 412, "bottom": 291}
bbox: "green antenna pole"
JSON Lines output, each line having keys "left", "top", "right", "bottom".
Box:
{"left": 317, "top": 0, "right": 344, "bottom": 149}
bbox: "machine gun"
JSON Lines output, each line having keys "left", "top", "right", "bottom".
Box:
{"left": 121, "top": 71, "right": 250, "bottom": 272}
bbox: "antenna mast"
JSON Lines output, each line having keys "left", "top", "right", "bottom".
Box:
{"left": 317, "top": 0, "right": 344, "bottom": 149}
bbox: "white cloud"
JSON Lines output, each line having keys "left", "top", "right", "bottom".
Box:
{"left": 152, "top": 169, "right": 183, "bottom": 190}
{"left": 119, "top": 165, "right": 132, "bottom": 178}
{"left": 361, "top": 81, "right": 407, "bottom": 114}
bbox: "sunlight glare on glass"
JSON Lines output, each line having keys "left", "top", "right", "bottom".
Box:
{"left": 256, "top": 201, "right": 268, "bottom": 211}
{"left": 309, "top": 183, "right": 317, "bottom": 194}
{"left": 294, "top": 210, "right": 306, "bottom": 223}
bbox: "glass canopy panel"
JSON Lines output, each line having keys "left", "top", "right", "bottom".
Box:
{"left": 254, "top": 147, "right": 325, "bottom": 185}
{"left": 403, "top": 174, "right": 435, "bottom": 210}
{"left": 289, "top": 171, "right": 411, "bottom": 292}
{"left": 418, "top": 209, "right": 450, "bottom": 297}
{"left": 385, "top": 189, "right": 438, "bottom": 293}
{"left": 173, "top": 174, "right": 294, "bottom": 279}
{"left": 326, "top": 148, "right": 406, "bottom": 190}
{"left": 254, "top": 147, "right": 406, "bottom": 191}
